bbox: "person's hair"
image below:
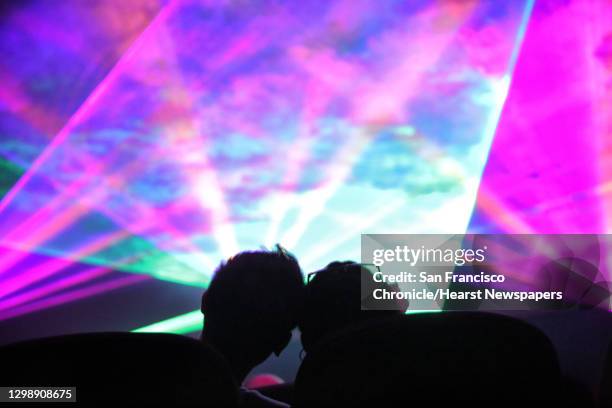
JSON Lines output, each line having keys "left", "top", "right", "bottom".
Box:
{"left": 299, "top": 261, "right": 403, "bottom": 353}
{"left": 201, "top": 247, "right": 305, "bottom": 366}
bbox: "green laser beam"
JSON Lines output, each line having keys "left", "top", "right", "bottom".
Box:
{"left": 132, "top": 309, "right": 203, "bottom": 334}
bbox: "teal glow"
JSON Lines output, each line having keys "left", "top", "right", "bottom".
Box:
{"left": 132, "top": 309, "right": 203, "bottom": 334}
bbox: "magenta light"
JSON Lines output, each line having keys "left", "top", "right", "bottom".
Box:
{"left": 0, "top": 274, "right": 149, "bottom": 322}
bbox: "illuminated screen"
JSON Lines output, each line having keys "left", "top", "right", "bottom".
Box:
{"left": 0, "top": 0, "right": 610, "bottom": 332}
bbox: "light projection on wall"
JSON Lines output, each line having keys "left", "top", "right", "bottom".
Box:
{"left": 3, "top": 0, "right": 610, "bottom": 333}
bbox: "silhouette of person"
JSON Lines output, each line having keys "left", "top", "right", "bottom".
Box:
{"left": 201, "top": 246, "right": 305, "bottom": 407}
{"left": 299, "top": 261, "right": 404, "bottom": 354}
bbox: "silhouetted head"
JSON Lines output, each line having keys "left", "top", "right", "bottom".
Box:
{"left": 201, "top": 246, "right": 304, "bottom": 382}
{"left": 299, "top": 261, "right": 403, "bottom": 354}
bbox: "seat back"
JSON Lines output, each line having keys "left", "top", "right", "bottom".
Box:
{"left": 601, "top": 340, "right": 612, "bottom": 408}
{"left": 0, "top": 332, "right": 239, "bottom": 406}
{"left": 295, "top": 312, "right": 561, "bottom": 407}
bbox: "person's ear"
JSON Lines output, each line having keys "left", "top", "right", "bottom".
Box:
{"left": 273, "top": 331, "right": 292, "bottom": 356}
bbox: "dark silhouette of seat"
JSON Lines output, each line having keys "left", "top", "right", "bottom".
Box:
{"left": 601, "top": 340, "right": 612, "bottom": 408}
{"left": 558, "top": 376, "right": 595, "bottom": 408}
{"left": 256, "top": 383, "right": 295, "bottom": 406}
{"left": 0, "top": 332, "right": 239, "bottom": 406}
{"left": 294, "top": 312, "right": 561, "bottom": 407}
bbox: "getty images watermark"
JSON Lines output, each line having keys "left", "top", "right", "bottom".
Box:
{"left": 361, "top": 234, "right": 612, "bottom": 312}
